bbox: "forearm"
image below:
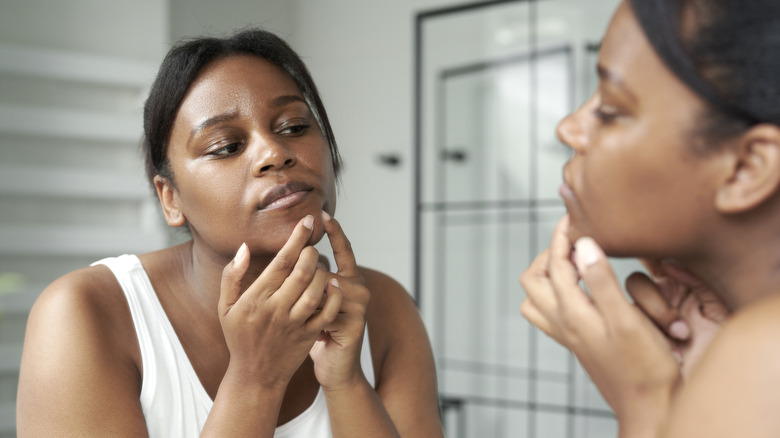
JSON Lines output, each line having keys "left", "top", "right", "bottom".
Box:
{"left": 616, "top": 393, "right": 672, "bottom": 438}
{"left": 200, "top": 366, "right": 285, "bottom": 438}
{"left": 618, "top": 421, "right": 662, "bottom": 438}
{"left": 324, "top": 376, "right": 400, "bottom": 438}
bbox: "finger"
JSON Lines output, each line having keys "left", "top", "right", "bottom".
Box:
{"left": 322, "top": 211, "right": 359, "bottom": 277}
{"left": 289, "top": 267, "right": 330, "bottom": 323}
{"left": 694, "top": 290, "right": 731, "bottom": 322}
{"left": 306, "top": 278, "right": 343, "bottom": 331}
{"left": 519, "top": 250, "right": 560, "bottom": 318}
{"left": 547, "top": 215, "right": 588, "bottom": 305}
{"left": 258, "top": 215, "right": 315, "bottom": 289}
{"left": 625, "top": 272, "right": 690, "bottom": 341}
{"left": 638, "top": 258, "right": 666, "bottom": 279}
{"left": 219, "top": 242, "right": 250, "bottom": 318}
{"left": 573, "top": 237, "right": 632, "bottom": 323}
{"left": 520, "top": 297, "right": 557, "bottom": 339}
{"left": 274, "top": 246, "right": 320, "bottom": 308}
{"left": 317, "top": 254, "right": 331, "bottom": 271}
{"left": 658, "top": 260, "right": 706, "bottom": 288}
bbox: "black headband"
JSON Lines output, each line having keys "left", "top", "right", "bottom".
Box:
{"left": 628, "top": 0, "right": 763, "bottom": 124}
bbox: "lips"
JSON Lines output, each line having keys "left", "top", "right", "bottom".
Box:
{"left": 257, "top": 181, "right": 314, "bottom": 211}
{"left": 560, "top": 165, "right": 576, "bottom": 201}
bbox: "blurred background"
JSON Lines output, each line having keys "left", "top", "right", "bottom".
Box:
{"left": 0, "top": 0, "right": 645, "bottom": 437}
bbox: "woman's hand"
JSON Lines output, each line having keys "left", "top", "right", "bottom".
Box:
{"left": 218, "top": 214, "right": 343, "bottom": 389}
{"left": 520, "top": 215, "right": 680, "bottom": 437}
{"left": 308, "top": 211, "right": 372, "bottom": 391}
{"left": 627, "top": 259, "right": 730, "bottom": 379}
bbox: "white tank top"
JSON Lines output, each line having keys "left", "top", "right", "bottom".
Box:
{"left": 93, "top": 254, "right": 375, "bottom": 438}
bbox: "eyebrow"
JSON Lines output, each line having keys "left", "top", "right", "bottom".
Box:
{"left": 271, "top": 94, "right": 307, "bottom": 107}
{"left": 597, "top": 64, "right": 638, "bottom": 103}
{"left": 189, "top": 110, "right": 240, "bottom": 143}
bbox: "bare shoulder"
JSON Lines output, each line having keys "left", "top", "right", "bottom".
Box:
{"left": 359, "top": 266, "right": 417, "bottom": 313}
{"left": 357, "top": 266, "right": 427, "bottom": 362}
{"left": 17, "top": 263, "right": 146, "bottom": 436}
{"left": 664, "top": 294, "right": 780, "bottom": 437}
{"left": 705, "top": 293, "right": 780, "bottom": 371}
{"left": 27, "top": 263, "right": 135, "bottom": 350}
{"left": 359, "top": 267, "right": 420, "bottom": 340}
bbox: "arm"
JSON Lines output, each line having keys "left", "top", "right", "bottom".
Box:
{"left": 16, "top": 271, "right": 150, "bottom": 437}
{"left": 363, "top": 268, "right": 444, "bottom": 438}
{"left": 310, "top": 212, "right": 443, "bottom": 438}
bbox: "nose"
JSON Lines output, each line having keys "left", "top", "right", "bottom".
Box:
{"left": 252, "top": 138, "right": 296, "bottom": 175}
{"left": 556, "top": 94, "right": 596, "bottom": 153}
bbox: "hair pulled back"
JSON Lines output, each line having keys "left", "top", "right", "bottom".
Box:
{"left": 629, "top": 0, "right": 780, "bottom": 142}
{"left": 142, "top": 28, "right": 342, "bottom": 188}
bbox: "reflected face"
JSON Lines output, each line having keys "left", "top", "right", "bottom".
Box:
{"left": 556, "top": 2, "right": 722, "bottom": 258}
{"left": 166, "top": 55, "right": 336, "bottom": 257}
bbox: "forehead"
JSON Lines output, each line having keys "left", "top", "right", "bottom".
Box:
{"left": 599, "top": 3, "right": 703, "bottom": 105}
{"left": 176, "top": 55, "right": 303, "bottom": 122}
{"left": 599, "top": 3, "right": 661, "bottom": 83}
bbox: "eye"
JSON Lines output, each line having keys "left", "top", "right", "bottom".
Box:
{"left": 208, "top": 142, "right": 243, "bottom": 157}
{"left": 592, "top": 104, "right": 620, "bottom": 125}
{"left": 278, "top": 119, "right": 311, "bottom": 136}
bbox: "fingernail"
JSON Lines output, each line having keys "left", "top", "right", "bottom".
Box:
{"left": 322, "top": 210, "right": 332, "bottom": 221}
{"left": 303, "top": 215, "right": 314, "bottom": 229}
{"left": 234, "top": 242, "right": 247, "bottom": 262}
{"left": 574, "top": 237, "right": 601, "bottom": 269}
{"left": 669, "top": 320, "right": 690, "bottom": 340}
{"left": 329, "top": 278, "right": 340, "bottom": 289}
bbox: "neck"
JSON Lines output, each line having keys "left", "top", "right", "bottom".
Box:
{"left": 181, "top": 239, "right": 276, "bottom": 312}
{"left": 676, "top": 224, "right": 780, "bottom": 311}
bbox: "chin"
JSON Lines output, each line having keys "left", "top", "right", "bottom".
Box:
{"left": 565, "top": 220, "right": 617, "bottom": 257}
{"left": 565, "top": 216, "right": 587, "bottom": 243}
{"left": 307, "top": 222, "right": 326, "bottom": 247}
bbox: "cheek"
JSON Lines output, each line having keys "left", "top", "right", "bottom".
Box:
{"left": 322, "top": 176, "right": 337, "bottom": 214}
{"left": 178, "top": 172, "right": 244, "bottom": 224}
{"left": 301, "top": 145, "right": 337, "bottom": 212}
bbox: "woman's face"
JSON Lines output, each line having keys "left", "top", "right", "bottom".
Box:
{"left": 557, "top": 2, "right": 725, "bottom": 258}
{"left": 165, "top": 54, "right": 336, "bottom": 257}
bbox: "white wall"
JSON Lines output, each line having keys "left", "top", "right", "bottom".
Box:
{"left": 0, "top": 0, "right": 168, "bottom": 59}
{"left": 0, "top": 1, "right": 170, "bottom": 436}
{"left": 169, "top": 0, "right": 293, "bottom": 41}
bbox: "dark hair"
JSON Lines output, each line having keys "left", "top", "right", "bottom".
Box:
{"left": 629, "top": 0, "right": 780, "bottom": 144}
{"left": 142, "top": 28, "right": 342, "bottom": 188}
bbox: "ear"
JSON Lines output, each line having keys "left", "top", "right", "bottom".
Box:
{"left": 153, "top": 175, "right": 187, "bottom": 227}
{"left": 715, "top": 124, "right": 780, "bottom": 214}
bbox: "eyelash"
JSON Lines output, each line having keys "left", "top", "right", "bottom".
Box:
{"left": 209, "top": 142, "right": 243, "bottom": 157}
{"left": 592, "top": 106, "right": 620, "bottom": 124}
{"left": 279, "top": 121, "right": 311, "bottom": 136}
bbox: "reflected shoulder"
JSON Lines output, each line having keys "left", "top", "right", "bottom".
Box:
{"left": 663, "top": 293, "right": 780, "bottom": 437}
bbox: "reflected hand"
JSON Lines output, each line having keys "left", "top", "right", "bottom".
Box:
{"left": 520, "top": 215, "right": 679, "bottom": 434}
{"left": 627, "top": 259, "right": 730, "bottom": 379}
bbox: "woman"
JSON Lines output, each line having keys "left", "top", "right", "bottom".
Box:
{"left": 520, "top": 0, "right": 780, "bottom": 436}
{"left": 16, "top": 29, "right": 443, "bottom": 437}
